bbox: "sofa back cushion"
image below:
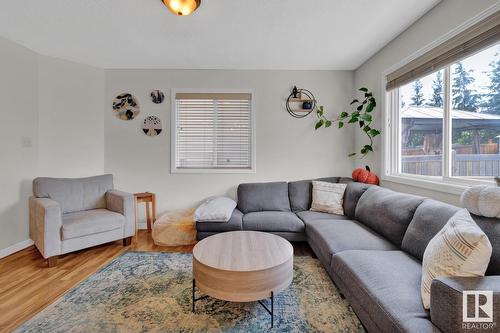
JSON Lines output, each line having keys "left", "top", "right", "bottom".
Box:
{"left": 343, "top": 182, "right": 372, "bottom": 218}
{"left": 472, "top": 214, "right": 500, "bottom": 275}
{"left": 33, "top": 174, "right": 114, "bottom": 214}
{"left": 237, "top": 181, "right": 291, "bottom": 213}
{"left": 355, "top": 186, "right": 425, "bottom": 247}
{"left": 401, "top": 199, "right": 460, "bottom": 261}
{"left": 401, "top": 198, "right": 500, "bottom": 275}
{"left": 288, "top": 177, "right": 352, "bottom": 212}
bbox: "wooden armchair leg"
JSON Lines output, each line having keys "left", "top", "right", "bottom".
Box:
{"left": 123, "top": 237, "right": 132, "bottom": 246}
{"left": 47, "top": 256, "right": 58, "bottom": 267}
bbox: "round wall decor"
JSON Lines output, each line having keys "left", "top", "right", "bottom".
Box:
{"left": 112, "top": 93, "right": 140, "bottom": 120}
{"left": 151, "top": 90, "right": 165, "bottom": 104}
{"left": 285, "top": 86, "right": 316, "bottom": 118}
{"left": 143, "top": 115, "right": 162, "bottom": 136}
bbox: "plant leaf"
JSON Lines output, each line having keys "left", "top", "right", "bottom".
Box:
{"left": 358, "top": 87, "right": 368, "bottom": 92}
{"left": 363, "top": 125, "right": 371, "bottom": 132}
{"left": 364, "top": 144, "right": 374, "bottom": 152}
{"left": 340, "top": 111, "right": 349, "bottom": 118}
{"left": 360, "top": 114, "right": 372, "bottom": 122}
{"left": 350, "top": 99, "right": 359, "bottom": 105}
{"left": 369, "top": 129, "right": 380, "bottom": 137}
{"left": 338, "top": 121, "right": 344, "bottom": 128}
{"left": 365, "top": 103, "right": 374, "bottom": 113}
{"left": 315, "top": 120, "right": 324, "bottom": 130}
{"left": 348, "top": 152, "right": 357, "bottom": 157}
{"left": 360, "top": 148, "right": 367, "bottom": 155}
{"left": 359, "top": 121, "right": 365, "bottom": 128}
{"left": 348, "top": 117, "right": 358, "bottom": 124}
{"left": 325, "top": 120, "right": 332, "bottom": 128}
{"left": 356, "top": 105, "right": 363, "bottom": 111}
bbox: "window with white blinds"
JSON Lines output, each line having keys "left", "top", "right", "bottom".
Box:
{"left": 172, "top": 92, "right": 253, "bottom": 172}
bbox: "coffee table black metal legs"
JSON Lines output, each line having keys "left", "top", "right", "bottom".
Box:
{"left": 192, "top": 279, "right": 209, "bottom": 313}
{"left": 258, "top": 291, "right": 274, "bottom": 328}
{"left": 192, "top": 279, "right": 275, "bottom": 328}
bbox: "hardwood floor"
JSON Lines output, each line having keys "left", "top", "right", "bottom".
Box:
{"left": 0, "top": 231, "right": 311, "bottom": 332}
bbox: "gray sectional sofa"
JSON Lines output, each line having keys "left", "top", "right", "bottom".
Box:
{"left": 196, "top": 177, "right": 500, "bottom": 333}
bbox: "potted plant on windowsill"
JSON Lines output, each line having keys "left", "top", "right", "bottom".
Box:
{"left": 315, "top": 87, "right": 381, "bottom": 158}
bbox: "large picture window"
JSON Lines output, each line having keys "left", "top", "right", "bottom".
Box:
{"left": 171, "top": 91, "right": 254, "bottom": 173}
{"left": 385, "top": 11, "right": 500, "bottom": 189}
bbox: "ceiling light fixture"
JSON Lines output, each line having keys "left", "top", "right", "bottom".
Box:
{"left": 162, "top": 0, "right": 201, "bottom": 16}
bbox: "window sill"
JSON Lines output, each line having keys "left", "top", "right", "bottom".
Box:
{"left": 171, "top": 168, "right": 256, "bottom": 174}
{"left": 382, "top": 174, "right": 496, "bottom": 196}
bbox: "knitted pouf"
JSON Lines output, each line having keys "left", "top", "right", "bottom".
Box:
{"left": 152, "top": 208, "right": 197, "bottom": 246}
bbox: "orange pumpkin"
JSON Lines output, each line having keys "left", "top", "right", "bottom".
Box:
{"left": 352, "top": 165, "right": 379, "bottom": 185}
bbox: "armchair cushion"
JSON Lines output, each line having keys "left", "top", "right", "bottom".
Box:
{"left": 62, "top": 209, "right": 124, "bottom": 240}
{"left": 430, "top": 276, "right": 500, "bottom": 333}
{"left": 33, "top": 174, "right": 113, "bottom": 214}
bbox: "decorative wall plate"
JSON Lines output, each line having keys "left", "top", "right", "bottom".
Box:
{"left": 151, "top": 90, "right": 165, "bottom": 104}
{"left": 113, "top": 93, "right": 140, "bottom": 120}
{"left": 143, "top": 116, "right": 162, "bottom": 136}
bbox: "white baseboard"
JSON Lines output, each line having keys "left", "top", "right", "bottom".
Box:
{"left": 137, "top": 222, "right": 148, "bottom": 230}
{"left": 0, "top": 239, "right": 34, "bottom": 259}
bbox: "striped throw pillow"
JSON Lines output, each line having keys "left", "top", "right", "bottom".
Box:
{"left": 421, "top": 208, "right": 492, "bottom": 309}
{"left": 310, "top": 181, "right": 347, "bottom": 215}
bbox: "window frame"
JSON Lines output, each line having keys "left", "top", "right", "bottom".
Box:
{"left": 382, "top": 6, "right": 500, "bottom": 194}
{"left": 170, "top": 89, "right": 256, "bottom": 174}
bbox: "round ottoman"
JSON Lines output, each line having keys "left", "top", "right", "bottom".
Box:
{"left": 152, "top": 208, "right": 197, "bottom": 246}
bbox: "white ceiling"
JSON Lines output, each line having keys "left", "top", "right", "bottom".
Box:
{"left": 0, "top": 0, "right": 440, "bottom": 70}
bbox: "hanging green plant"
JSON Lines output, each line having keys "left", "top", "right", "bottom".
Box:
{"left": 315, "top": 87, "right": 380, "bottom": 158}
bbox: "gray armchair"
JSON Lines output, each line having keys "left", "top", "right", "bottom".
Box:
{"left": 29, "top": 174, "right": 135, "bottom": 267}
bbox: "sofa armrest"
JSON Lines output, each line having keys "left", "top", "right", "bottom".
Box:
{"left": 106, "top": 190, "right": 135, "bottom": 237}
{"left": 430, "top": 276, "right": 500, "bottom": 333}
{"left": 29, "top": 196, "right": 62, "bottom": 258}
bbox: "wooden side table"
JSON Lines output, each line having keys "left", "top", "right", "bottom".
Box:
{"left": 134, "top": 192, "right": 156, "bottom": 235}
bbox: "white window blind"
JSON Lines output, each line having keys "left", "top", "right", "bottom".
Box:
{"left": 174, "top": 92, "right": 252, "bottom": 170}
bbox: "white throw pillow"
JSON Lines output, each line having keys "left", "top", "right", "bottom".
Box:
{"left": 310, "top": 181, "right": 347, "bottom": 215}
{"left": 460, "top": 185, "right": 500, "bottom": 218}
{"left": 195, "top": 196, "right": 237, "bottom": 223}
{"left": 421, "top": 209, "right": 492, "bottom": 309}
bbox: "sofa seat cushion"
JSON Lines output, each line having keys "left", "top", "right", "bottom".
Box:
{"left": 62, "top": 209, "right": 124, "bottom": 240}
{"left": 242, "top": 211, "right": 304, "bottom": 233}
{"left": 196, "top": 209, "right": 243, "bottom": 233}
{"left": 305, "top": 219, "right": 397, "bottom": 266}
{"left": 296, "top": 210, "right": 349, "bottom": 223}
{"left": 331, "top": 250, "right": 437, "bottom": 333}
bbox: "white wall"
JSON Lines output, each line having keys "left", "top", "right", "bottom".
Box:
{"left": 0, "top": 38, "right": 106, "bottom": 254}
{"left": 105, "top": 69, "right": 355, "bottom": 215}
{"left": 38, "top": 55, "right": 105, "bottom": 177}
{"left": 0, "top": 37, "right": 39, "bottom": 251}
{"left": 353, "top": 0, "right": 499, "bottom": 204}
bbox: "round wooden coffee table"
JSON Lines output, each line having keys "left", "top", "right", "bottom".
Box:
{"left": 192, "top": 231, "right": 294, "bottom": 327}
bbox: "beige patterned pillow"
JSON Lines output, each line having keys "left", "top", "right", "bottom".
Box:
{"left": 421, "top": 209, "right": 492, "bottom": 309}
{"left": 310, "top": 181, "right": 347, "bottom": 215}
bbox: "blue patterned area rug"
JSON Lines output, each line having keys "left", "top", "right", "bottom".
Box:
{"left": 15, "top": 252, "right": 364, "bottom": 333}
